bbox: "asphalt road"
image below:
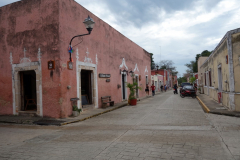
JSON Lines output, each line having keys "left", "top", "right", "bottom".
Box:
{"left": 0, "top": 91, "right": 240, "bottom": 160}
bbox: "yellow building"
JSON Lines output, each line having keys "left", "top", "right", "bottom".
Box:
{"left": 199, "top": 28, "right": 240, "bottom": 112}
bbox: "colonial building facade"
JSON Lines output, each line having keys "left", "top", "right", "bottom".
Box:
{"left": 151, "top": 69, "right": 173, "bottom": 88}
{"left": 199, "top": 28, "right": 240, "bottom": 112}
{"left": 0, "top": 0, "right": 151, "bottom": 118}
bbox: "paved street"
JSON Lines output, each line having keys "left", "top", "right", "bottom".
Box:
{"left": 0, "top": 91, "right": 240, "bottom": 160}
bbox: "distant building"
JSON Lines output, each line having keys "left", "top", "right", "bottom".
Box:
{"left": 151, "top": 74, "right": 163, "bottom": 92}
{"left": 199, "top": 28, "right": 240, "bottom": 112}
{"left": 151, "top": 69, "right": 173, "bottom": 88}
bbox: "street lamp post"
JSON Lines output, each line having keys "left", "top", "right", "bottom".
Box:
{"left": 68, "top": 15, "right": 95, "bottom": 62}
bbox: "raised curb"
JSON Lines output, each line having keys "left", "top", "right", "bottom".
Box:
{"left": 60, "top": 103, "right": 128, "bottom": 126}
{"left": 196, "top": 96, "right": 210, "bottom": 113}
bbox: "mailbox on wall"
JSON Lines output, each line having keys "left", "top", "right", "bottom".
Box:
{"left": 68, "top": 61, "right": 73, "bottom": 70}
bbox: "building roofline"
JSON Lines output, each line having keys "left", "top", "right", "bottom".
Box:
{"left": 200, "top": 27, "right": 240, "bottom": 68}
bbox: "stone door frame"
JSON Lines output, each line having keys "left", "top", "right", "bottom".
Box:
{"left": 11, "top": 62, "right": 43, "bottom": 116}
{"left": 76, "top": 61, "right": 98, "bottom": 109}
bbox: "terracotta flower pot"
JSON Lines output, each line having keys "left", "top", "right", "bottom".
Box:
{"left": 130, "top": 99, "right": 137, "bottom": 105}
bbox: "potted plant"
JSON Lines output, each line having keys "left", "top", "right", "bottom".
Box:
{"left": 72, "top": 105, "right": 81, "bottom": 117}
{"left": 126, "top": 76, "right": 141, "bottom": 105}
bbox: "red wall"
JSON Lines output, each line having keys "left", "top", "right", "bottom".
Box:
{"left": 0, "top": 0, "right": 62, "bottom": 117}
{"left": 0, "top": 0, "right": 151, "bottom": 118}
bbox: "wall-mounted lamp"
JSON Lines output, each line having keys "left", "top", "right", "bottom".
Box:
{"left": 68, "top": 15, "right": 95, "bottom": 63}
{"left": 120, "top": 69, "right": 128, "bottom": 75}
{"left": 129, "top": 70, "right": 134, "bottom": 76}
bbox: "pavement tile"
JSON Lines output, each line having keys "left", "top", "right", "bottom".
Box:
{"left": 0, "top": 91, "right": 239, "bottom": 160}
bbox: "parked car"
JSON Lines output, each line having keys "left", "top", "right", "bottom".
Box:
{"left": 180, "top": 85, "right": 196, "bottom": 98}
{"left": 179, "top": 82, "right": 191, "bottom": 93}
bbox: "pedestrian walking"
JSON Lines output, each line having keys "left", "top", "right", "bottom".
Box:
{"left": 194, "top": 83, "right": 197, "bottom": 93}
{"left": 145, "top": 84, "right": 149, "bottom": 96}
{"left": 174, "top": 84, "right": 178, "bottom": 94}
{"left": 151, "top": 84, "right": 156, "bottom": 96}
{"left": 160, "top": 85, "right": 163, "bottom": 92}
{"left": 164, "top": 85, "right": 167, "bottom": 92}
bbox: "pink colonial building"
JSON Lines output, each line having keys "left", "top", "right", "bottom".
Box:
{"left": 151, "top": 69, "right": 173, "bottom": 88}
{"left": 0, "top": 0, "right": 151, "bottom": 118}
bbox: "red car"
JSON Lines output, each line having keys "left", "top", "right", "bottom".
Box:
{"left": 180, "top": 85, "right": 196, "bottom": 98}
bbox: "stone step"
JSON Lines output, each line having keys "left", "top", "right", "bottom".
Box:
{"left": 18, "top": 111, "right": 38, "bottom": 117}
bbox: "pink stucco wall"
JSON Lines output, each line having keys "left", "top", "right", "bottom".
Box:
{"left": 0, "top": 0, "right": 151, "bottom": 118}
{"left": 0, "top": 0, "right": 63, "bottom": 117}
{"left": 58, "top": 0, "right": 151, "bottom": 116}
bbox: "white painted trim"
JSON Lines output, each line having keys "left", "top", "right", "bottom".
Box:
{"left": 12, "top": 61, "right": 43, "bottom": 116}
{"left": 119, "top": 58, "right": 128, "bottom": 70}
{"left": 76, "top": 47, "right": 98, "bottom": 109}
{"left": 121, "top": 72, "right": 128, "bottom": 101}
{"left": 227, "top": 32, "right": 235, "bottom": 110}
{"left": 144, "top": 66, "right": 148, "bottom": 73}
{"left": 135, "top": 74, "right": 139, "bottom": 98}
{"left": 77, "top": 61, "right": 98, "bottom": 109}
{"left": 227, "top": 32, "right": 235, "bottom": 92}
{"left": 206, "top": 71, "right": 209, "bottom": 95}
{"left": 134, "top": 63, "right": 139, "bottom": 73}
{"left": 209, "top": 87, "right": 215, "bottom": 89}
{"left": 229, "top": 93, "right": 235, "bottom": 111}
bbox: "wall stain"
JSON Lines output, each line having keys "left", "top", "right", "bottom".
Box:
{"left": 0, "top": 97, "right": 10, "bottom": 107}
{"left": 232, "top": 34, "right": 240, "bottom": 44}
{"left": 59, "top": 98, "right": 63, "bottom": 105}
{"left": 213, "top": 41, "right": 227, "bottom": 59}
{"left": 8, "top": 16, "right": 16, "bottom": 33}
{"left": 50, "top": 70, "right": 53, "bottom": 80}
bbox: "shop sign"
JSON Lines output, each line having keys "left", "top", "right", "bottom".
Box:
{"left": 99, "top": 73, "right": 111, "bottom": 78}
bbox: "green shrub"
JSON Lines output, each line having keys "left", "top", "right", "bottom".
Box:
{"left": 72, "top": 105, "right": 81, "bottom": 113}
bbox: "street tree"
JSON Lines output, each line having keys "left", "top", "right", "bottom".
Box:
{"left": 150, "top": 53, "right": 155, "bottom": 70}
{"left": 185, "top": 50, "right": 212, "bottom": 74}
{"left": 177, "top": 77, "right": 187, "bottom": 85}
{"left": 156, "top": 60, "right": 179, "bottom": 76}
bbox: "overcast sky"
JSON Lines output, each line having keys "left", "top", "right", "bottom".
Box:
{"left": 1, "top": 0, "right": 240, "bottom": 76}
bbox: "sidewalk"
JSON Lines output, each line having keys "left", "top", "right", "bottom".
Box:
{"left": 0, "top": 91, "right": 166, "bottom": 126}
{"left": 197, "top": 93, "right": 240, "bottom": 117}
{"left": 0, "top": 101, "right": 129, "bottom": 126}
